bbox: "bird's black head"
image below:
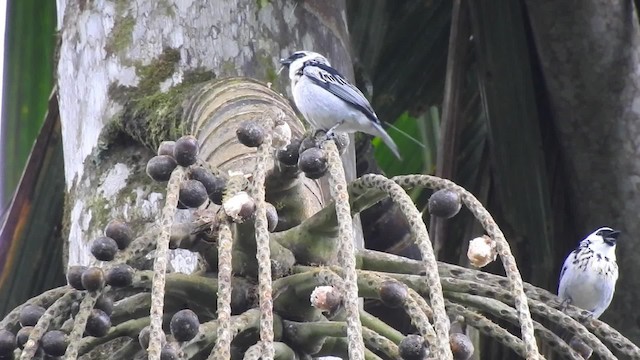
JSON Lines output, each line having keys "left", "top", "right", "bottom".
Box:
{"left": 595, "top": 227, "right": 621, "bottom": 246}
{"left": 279, "top": 51, "right": 308, "bottom": 67}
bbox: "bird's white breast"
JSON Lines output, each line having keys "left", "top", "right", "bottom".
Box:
{"left": 559, "top": 249, "right": 617, "bottom": 318}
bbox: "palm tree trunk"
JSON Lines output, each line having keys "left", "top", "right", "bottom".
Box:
{"left": 57, "top": 0, "right": 355, "bottom": 268}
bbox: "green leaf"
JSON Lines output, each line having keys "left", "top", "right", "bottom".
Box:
{"left": 374, "top": 109, "right": 440, "bottom": 177}
{"left": 1, "top": 0, "right": 57, "bottom": 202}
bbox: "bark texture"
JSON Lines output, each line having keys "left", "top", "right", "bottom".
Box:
{"left": 526, "top": 0, "right": 640, "bottom": 342}
{"left": 57, "top": 0, "right": 354, "bottom": 267}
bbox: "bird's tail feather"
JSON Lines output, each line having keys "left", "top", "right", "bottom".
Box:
{"left": 372, "top": 123, "right": 402, "bottom": 160}
{"left": 386, "top": 123, "right": 426, "bottom": 149}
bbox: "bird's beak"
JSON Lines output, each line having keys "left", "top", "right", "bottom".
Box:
{"left": 278, "top": 57, "right": 293, "bottom": 75}
{"left": 605, "top": 230, "right": 620, "bottom": 245}
{"left": 280, "top": 57, "right": 293, "bottom": 67}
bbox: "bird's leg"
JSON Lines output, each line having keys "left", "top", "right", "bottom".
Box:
{"left": 581, "top": 310, "right": 596, "bottom": 324}
{"left": 311, "top": 129, "right": 329, "bottom": 148}
{"left": 325, "top": 120, "right": 345, "bottom": 139}
{"left": 313, "top": 129, "right": 327, "bottom": 138}
{"left": 559, "top": 297, "right": 572, "bottom": 312}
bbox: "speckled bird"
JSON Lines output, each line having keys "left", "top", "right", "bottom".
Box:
{"left": 558, "top": 227, "right": 619, "bottom": 318}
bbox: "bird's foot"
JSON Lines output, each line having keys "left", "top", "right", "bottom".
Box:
{"left": 325, "top": 130, "right": 338, "bottom": 141}
{"left": 312, "top": 128, "right": 338, "bottom": 142}
{"left": 326, "top": 121, "right": 343, "bottom": 137}
{"left": 313, "top": 129, "right": 328, "bottom": 138}
{"left": 580, "top": 311, "right": 596, "bottom": 324}
{"left": 310, "top": 125, "right": 348, "bottom": 154}
{"left": 310, "top": 129, "right": 332, "bottom": 144}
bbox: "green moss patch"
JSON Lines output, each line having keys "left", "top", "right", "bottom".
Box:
{"left": 107, "top": 50, "right": 216, "bottom": 151}
{"left": 136, "top": 48, "right": 181, "bottom": 94}
{"left": 106, "top": 15, "right": 135, "bottom": 54}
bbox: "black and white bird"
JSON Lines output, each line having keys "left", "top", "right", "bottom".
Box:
{"left": 558, "top": 227, "right": 620, "bottom": 319}
{"left": 280, "top": 51, "right": 401, "bottom": 159}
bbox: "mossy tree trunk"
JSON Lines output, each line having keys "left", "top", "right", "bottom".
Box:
{"left": 526, "top": 0, "right": 640, "bottom": 344}
{"left": 56, "top": 0, "right": 355, "bottom": 269}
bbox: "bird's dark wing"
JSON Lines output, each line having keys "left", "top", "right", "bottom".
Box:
{"left": 302, "top": 61, "right": 380, "bottom": 124}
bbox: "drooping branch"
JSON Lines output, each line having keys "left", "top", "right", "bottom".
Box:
{"left": 148, "top": 167, "right": 184, "bottom": 359}
{"left": 247, "top": 112, "right": 285, "bottom": 358}
{"left": 351, "top": 174, "right": 453, "bottom": 359}
{"left": 326, "top": 139, "right": 365, "bottom": 359}
{"left": 63, "top": 291, "right": 100, "bottom": 359}
{"left": 445, "top": 293, "right": 584, "bottom": 360}
{"left": 394, "top": 174, "right": 540, "bottom": 359}
{"left": 211, "top": 221, "right": 234, "bottom": 359}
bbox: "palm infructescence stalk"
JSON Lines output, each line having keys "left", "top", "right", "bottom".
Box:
{"left": 0, "top": 78, "right": 638, "bottom": 360}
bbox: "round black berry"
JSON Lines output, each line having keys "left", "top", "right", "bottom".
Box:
{"left": 569, "top": 336, "right": 593, "bottom": 360}
{"left": 105, "top": 264, "right": 134, "bottom": 287}
{"left": 265, "top": 203, "right": 278, "bottom": 232}
{"left": 161, "top": 344, "right": 179, "bottom": 360}
{"left": 0, "top": 329, "right": 15, "bottom": 356}
{"left": 69, "top": 300, "right": 80, "bottom": 317}
{"left": 146, "top": 155, "right": 178, "bottom": 182}
{"left": 104, "top": 220, "right": 133, "bottom": 250}
{"left": 94, "top": 294, "right": 114, "bottom": 316}
{"left": 428, "top": 189, "right": 462, "bottom": 219}
{"left": 179, "top": 180, "right": 208, "bottom": 208}
{"left": 189, "top": 167, "right": 227, "bottom": 205}
{"left": 138, "top": 326, "right": 165, "bottom": 350}
{"left": 189, "top": 167, "right": 214, "bottom": 189}
{"left": 67, "top": 265, "right": 87, "bottom": 290}
{"left": 138, "top": 326, "right": 150, "bottom": 349}
{"left": 236, "top": 121, "right": 265, "bottom": 147}
{"left": 90, "top": 236, "right": 118, "bottom": 261}
{"left": 170, "top": 309, "right": 199, "bottom": 342}
{"left": 298, "top": 148, "right": 328, "bottom": 179}
{"left": 19, "top": 304, "right": 45, "bottom": 327}
{"left": 81, "top": 267, "right": 105, "bottom": 292}
{"left": 41, "top": 330, "right": 68, "bottom": 356}
{"left": 450, "top": 332, "right": 474, "bottom": 360}
{"left": 298, "top": 136, "right": 318, "bottom": 155}
{"left": 16, "top": 327, "right": 32, "bottom": 349}
{"left": 173, "top": 135, "right": 199, "bottom": 167}
{"left": 157, "top": 141, "right": 176, "bottom": 157}
{"left": 177, "top": 200, "right": 189, "bottom": 209}
{"left": 208, "top": 176, "right": 226, "bottom": 205}
{"left": 276, "top": 138, "right": 302, "bottom": 166}
{"left": 399, "top": 334, "right": 427, "bottom": 360}
{"left": 379, "top": 280, "right": 408, "bottom": 308}
{"left": 85, "top": 309, "right": 111, "bottom": 337}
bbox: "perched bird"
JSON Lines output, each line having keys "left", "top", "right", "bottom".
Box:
{"left": 280, "top": 50, "right": 401, "bottom": 159}
{"left": 558, "top": 227, "right": 620, "bottom": 318}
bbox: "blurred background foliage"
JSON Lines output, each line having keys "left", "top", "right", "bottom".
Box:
{"left": 348, "top": 0, "right": 567, "bottom": 290}
{"left": 0, "top": 0, "right": 64, "bottom": 318}
{"left": 0, "top": 0, "right": 627, "bottom": 358}
{"left": 348, "top": 1, "right": 575, "bottom": 358}
{"left": 1, "top": 0, "right": 56, "bottom": 205}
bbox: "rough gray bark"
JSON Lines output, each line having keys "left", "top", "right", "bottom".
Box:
{"left": 526, "top": 0, "right": 640, "bottom": 342}
{"left": 56, "top": 0, "right": 356, "bottom": 268}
